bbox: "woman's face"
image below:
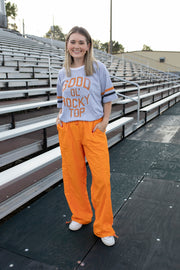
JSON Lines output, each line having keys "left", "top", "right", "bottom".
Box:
{"left": 67, "top": 32, "right": 90, "bottom": 62}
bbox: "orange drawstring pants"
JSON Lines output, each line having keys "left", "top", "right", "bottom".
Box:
{"left": 57, "top": 119, "right": 115, "bottom": 238}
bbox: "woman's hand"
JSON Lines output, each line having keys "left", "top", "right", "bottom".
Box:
{"left": 56, "top": 109, "right": 63, "bottom": 127}
{"left": 56, "top": 117, "right": 63, "bottom": 127}
{"left": 93, "top": 102, "right": 112, "bottom": 133}
{"left": 93, "top": 120, "right": 108, "bottom": 133}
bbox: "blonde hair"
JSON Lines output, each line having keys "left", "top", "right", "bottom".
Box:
{"left": 64, "top": 26, "right": 96, "bottom": 77}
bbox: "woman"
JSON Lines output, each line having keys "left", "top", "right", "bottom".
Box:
{"left": 56, "top": 26, "right": 117, "bottom": 246}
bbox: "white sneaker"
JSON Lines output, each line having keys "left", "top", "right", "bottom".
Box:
{"left": 69, "top": 221, "right": 82, "bottom": 231}
{"left": 101, "top": 236, "right": 115, "bottom": 246}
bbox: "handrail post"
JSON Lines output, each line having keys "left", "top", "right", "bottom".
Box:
{"left": 137, "top": 84, "right": 140, "bottom": 123}
{"left": 48, "top": 56, "right": 52, "bottom": 88}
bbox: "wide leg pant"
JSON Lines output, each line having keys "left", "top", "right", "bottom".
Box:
{"left": 57, "top": 119, "right": 115, "bottom": 238}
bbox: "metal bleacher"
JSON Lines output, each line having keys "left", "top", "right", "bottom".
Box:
{"left": 0, "top": 27, "right": 180, "bottom": 220}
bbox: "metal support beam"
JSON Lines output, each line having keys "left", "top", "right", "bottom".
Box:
{"left": 0, "top": 0, "right": 7, "bottom": 28}
{"left": 109, "top": 0, "right": 112, "bottom": 54}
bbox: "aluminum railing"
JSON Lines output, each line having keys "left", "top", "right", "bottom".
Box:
{"left": 111, "top": 75, "right": 141, "bottom": 124}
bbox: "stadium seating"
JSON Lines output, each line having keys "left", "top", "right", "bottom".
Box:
{"left": 0, "top": 27, "right": 179, "bottom": 219}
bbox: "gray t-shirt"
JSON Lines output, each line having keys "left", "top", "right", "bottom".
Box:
{"left": 56, "top": 61, "right": 117, "bottom": 122}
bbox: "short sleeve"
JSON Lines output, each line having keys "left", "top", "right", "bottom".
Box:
{"left": 98, "top": 62, "right": 118, "bottom": 103}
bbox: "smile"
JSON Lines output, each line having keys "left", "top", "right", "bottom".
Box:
{"left": 72, "top": 50, "right": 82, "bottom": 52}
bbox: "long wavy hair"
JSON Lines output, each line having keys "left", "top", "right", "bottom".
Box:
{"left": 64, "top": 26, "right": 96, "bottom": 77}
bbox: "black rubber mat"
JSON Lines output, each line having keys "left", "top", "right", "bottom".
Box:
{"left": 0, "top": 102, "right": 179, "bottom": 269}
{"left": 0, "top": 184, "right": 96, "bottom": 269}
{"left": 78, "top": 178, "right": 180, "bottom": 270}
{"left": 0, "top": 247, "right": 57, "bottom": 270}
{"left": 0, "top": 157, "right": 142, "bottom": 269}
